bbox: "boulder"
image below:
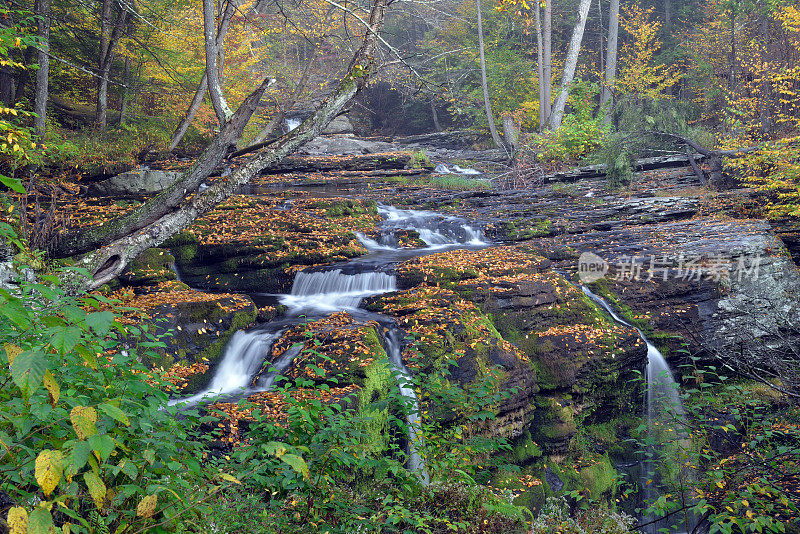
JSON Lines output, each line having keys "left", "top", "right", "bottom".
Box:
{"left": 89, "top": 168, "right": 182, "bottom": 197}
{"left": 299, "top": 136, "right": 395, "bottom": 155}
{"left": 322, "top": 115, "right": 354, "bottom": 135}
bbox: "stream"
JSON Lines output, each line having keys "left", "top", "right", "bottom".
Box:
{"left": 582, "top": 287, "right": 695, "bottom": 534}
{"left": 170, "top": 203, "right": 489, "bottom": 480}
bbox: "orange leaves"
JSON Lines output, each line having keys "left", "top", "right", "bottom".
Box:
{"left": 158, "top": 362, "right": 209, "bottom": 390}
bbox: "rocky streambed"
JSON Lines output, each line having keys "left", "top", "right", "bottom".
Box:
{"left": 82, "top": 136, "right": 800, "bottom": 520}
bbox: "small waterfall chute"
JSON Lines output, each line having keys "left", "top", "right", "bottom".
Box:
{"left": 384, "top": 327, "right": 429, "bottom": 484}
{"left": 280, "top": 269, "right": 397, "bottom": 313}
{"left": 169, "top": 329, "right": 282, "bottom": 406}
{"left": 285, "top": 117, "right": 302, "bottom": 131}
{"left": 452, "top": 164, "right": 482, "bottom": 175}
{"left": 582, "top": 286, "right": 691, "bottom": 533}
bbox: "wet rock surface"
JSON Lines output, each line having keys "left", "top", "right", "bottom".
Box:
{"left": 99, "top": 138, "right": 800, "bottom": 502}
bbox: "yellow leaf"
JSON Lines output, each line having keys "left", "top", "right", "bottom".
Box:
{"left": 83, "top": 472, "right": 106, "bottom": 510}
{"left": 7, "top": 507, "right": 28, "bottom": 534}
{"left": 43, "top": 370, "right": 59, "bottom": 406}
{"left": 136, "top": 494, "right": 157, "bottom": 518}
{"left": 219, "top": 473, "right": 241, "bottom": 485}
{"left": 70, "top": 406, "right": 97, "bottom": 440}
{"left": 35, "top": 450, "right": 63, "bottom": 497}
{"left": 5, "top": 343, "right": 22, "bottom": 366}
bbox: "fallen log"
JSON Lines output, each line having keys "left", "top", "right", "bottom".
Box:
{"left": 393, "top": 130, "right": 481, "bottom": 147}
{"left": 544, "top": 153, "right": 707, "bottom": 183}
{"left": 260, "top": 152, "right": 425, "bottom": 174}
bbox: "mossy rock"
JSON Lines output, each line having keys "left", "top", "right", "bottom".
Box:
{"left": 119, "top": 247, "right": 177, "bottom": 288}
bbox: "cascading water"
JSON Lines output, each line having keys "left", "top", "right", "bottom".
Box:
{"left": 280, "top": 269, "right": 396, "bottom": 313}
{"left": 285, "top": 117, "right": 302, "bottom": 132}
{"left": 171, "top": 202, "right": 488, "bottom": 481}
{"left": 581, "top": 286, "right": 691, "bottom": 533}
{"left": 169, "top": 329, "right": 283, "bottom": 406}
{"left": 384, "top": 327, "right": 430, "bottom": 483}
{"left": 356, "top": 204, "right": 488, "bottom": 251}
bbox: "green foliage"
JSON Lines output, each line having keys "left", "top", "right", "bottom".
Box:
{"left": 0, "top": 223, "right": 222, "bottom": 533}
{"left": 44, "top": 119, "right": 173, "bottom": 171}
{"left": 599, "top": 97, "right": 708, "bottom": 186}
{"left": 530, "top": 497, "right": 635, "bottom": 534}
{"left": 409, "top": 150, "right": 432, "bottom": 169}
{"left": 216, "top": 331, "right": 529, "bottom": 533}
{"left": 626, "top": 357, "right": 800, "bottom": 533}
{"left": 524, "top": 81, "right": 609, "bottom": 165}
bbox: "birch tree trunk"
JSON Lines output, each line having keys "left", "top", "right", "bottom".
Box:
{"left": 33, "top": 0, "right": 50, "bottom": 141}
{"left": 203, "top": 0, "right": 234, "bottom": 125}
{"left": 62, "top": 0, "right": 390, "bottom": 291}
{"left": 600, "top": 0, "right": 620, "bottom": 125}
{"left": 169, "top": 0, "right": 236, "bottom": 150}
{"left": 534, "top": 1, "right": 545, "bottom": 131}
{"left": 476, "top": 0, "right": 503, "bottom": 149}
{"left": 542, "top": 0, "right": 552, "bottom": 124}
{"left": 547, "top": 0, "right": 592, "bottom": 130}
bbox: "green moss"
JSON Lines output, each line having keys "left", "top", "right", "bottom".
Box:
{"left": 500, "top": 219, "right": 554, "bottom": 241}
{"left": 508, "top": 431, "right": 543, "bottom": 464}
{"left": 579, "top": 454, "right": 617, "bottom": 499}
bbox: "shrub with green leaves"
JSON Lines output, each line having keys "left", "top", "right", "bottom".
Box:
{"left": 524, "top": 80, "right": 609, "bottom": 165}
{"left": 0, "top": 218, "right": 228, "bottom": 533}
{"left": 218, "top": 332, "right": 530, "bottom": 533}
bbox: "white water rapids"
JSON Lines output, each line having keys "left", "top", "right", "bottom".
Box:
{"left": 169, "top": 205, "right": 490, "bottom": 480}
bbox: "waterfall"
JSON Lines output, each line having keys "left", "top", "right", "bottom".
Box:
{"left": 581, "top": 286, "right": 690, "bottom": 533}
{"left": 384, "top": 327, "right": 430, "bottom": 483}
{"left": 285, "top": 117, "right": 302, "bottom": 131}
{"left": 170, "top": 329, "right": 282, "bottom": 406}
{"left": 280, "top": 269, "right": 396, "bottom": 313}
{"left": 357, "top": 204, "right": 488, "bottom": 251}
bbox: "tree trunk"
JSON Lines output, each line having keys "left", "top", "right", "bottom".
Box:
{"left": 547, "top": 0, "right": 592, "bottom": 129}
{"left": 169, "top": 0, "right": 236, "bottom": 150}
{"left": 431, "top": 98, "right": 442, "bottom": 132}
{"left": 729, "top": 11, "right": 736, "bottom": 95}
{"left": 534, "top": 1, "right": 546, "bottom": 131}
{"left": 117, "top": 56, "right": 129, "bottom": 126}
{"left": 476, "top": 0, "right": 503, "bottom": 149}
{"left": 33, "top": 0, "right": 50, "bottom": 141}
{"left": 600, "top": 0, "right": 619, "bottom": 125}
{"left": 246, "top": 51, "right": 316, "bottom": 148}
{"left": 63, "top": 0, "right": 390, "bottom": 291}
{"left": 758, "top": 15, "right": 772, "bottom": 135}
{"left": 542, "top": 0, "right": 552, "bottom": 125}
{"left": 502, "top": 113, "right": 518, "bottom": 152}
{"left": 203, "top": 0, "right": 234, "bottom": 125}
{"left": 95, "top": 0, "right": 127, "bottom": 130}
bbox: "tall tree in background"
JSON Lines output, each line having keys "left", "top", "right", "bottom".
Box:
{"left": 547, "top": 0, "right": 592, "bottom": 129}
{"left": 600, "top": 0, "right": 620, "bottom": 124}
{"left": 534, "top": 0, "right": 546, "bottom": 130}
{"left": 476, "top": 0, "right": 503, "bottom": 148}
{"left": 203, "top": 0, "right": 234, "bottom": 125}
{"left": 542, "top": 0, "right": 552, "bottom": 126}
{"left": 33, "top": 0, "right": 50, "bottom": 141}
{"left": 169, "top": 0, "right": 237, "bottom": 150}
{"left": 96, "top": 0, "right": 129, "bottom": 130}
